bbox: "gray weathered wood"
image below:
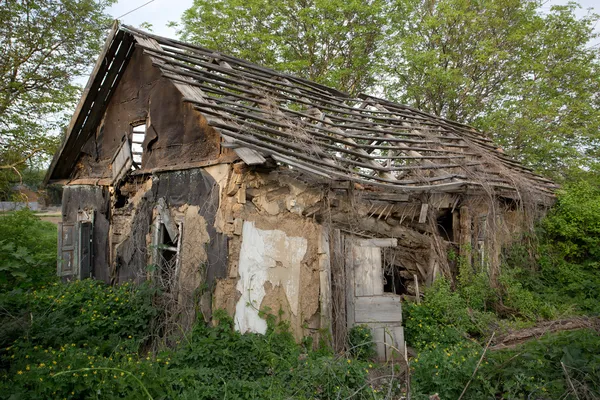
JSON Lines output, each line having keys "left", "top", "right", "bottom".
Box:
{"left": 354, "top": 295, "right": 402, "bottom": 323}
{"left": 459, "top": 205, "right": 472, "bottom": 269}
{"left": 419, "top": 203, "right": 429, "bottom": 224}
{"left": 345, "top": 237, "right": 356, "bottom": 329}
{"left": 318, "top": 226, "right": 333, "bottom": 344}
{"left": 372, "top": 326, "right": 387, "bottom": 361}
{"left": 384, "top": 326, "right": 405, "bottom": 361}
{"left": 111, "top": 139, "right": 133, "bottom": 184}
{"left": 234, "top": 147, "right": 266, "bottom": 165}
{"left": 353, "top": 245, "right": 383, "bottom": 296}
{"left": 355, "top": 238, "right": 398, "bottom": 248}
{"left": 157, "top": 198, "right": 179, "bottom": 241}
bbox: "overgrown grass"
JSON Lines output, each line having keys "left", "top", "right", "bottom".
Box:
{"left": 0, "top": 280, "right": 387, "bottom": 399}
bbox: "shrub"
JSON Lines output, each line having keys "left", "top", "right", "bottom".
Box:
{"left": 478, "top": 329, "right": 600, "bottom": 399}
{"left": 0, "top": 283, "right": 379, "bottom": 400}
{"left": 0, "top": 280, "right": 158, "bottom": 353}
{"left": 0, "top": 209, "right": 57, "bottom": 291}
{"left": 347, "top": 324, "right": 376, "bottom": 360}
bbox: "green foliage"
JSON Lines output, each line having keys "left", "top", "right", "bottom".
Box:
{"left": 347, "top": 324, "right": 376, "bottom": 360}
{"left": 0, "top": 280, "right": 157, "bottom": 354}
{"left": 174, "top": 0, "right": 600, "bottom": 177}
{"left": 410, "top": 341, "right": 494, "bottom": 399}
{"left": 0, "top": 0, "right": 116, "bottom": 194}
{"left": 0, "top": 209, "right": 57, "bottom": 290}
{"left": 480, "top": 330, "right": 600, "bottom": 399}
{"left": 502, "top": 181, "right": 600, "bottom": 314}
{"left": 0, "top": 282, "right": 379, "bottom": 399}
{"left": 383, "top": 0, "right": 600, "bottom": 177}
{"left": 174, "top": 0, "right": 390, "bottom": 96}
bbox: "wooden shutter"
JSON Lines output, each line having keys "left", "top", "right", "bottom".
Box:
{"left": 111, "top": 138, "right": 133, "bottom": 184}
{"left": 57, "top": 222, "right": 76, "bottom": 277}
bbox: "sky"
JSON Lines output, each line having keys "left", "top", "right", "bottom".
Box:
{"left": 108, "top": 0, "right": 599, "bottom": 42}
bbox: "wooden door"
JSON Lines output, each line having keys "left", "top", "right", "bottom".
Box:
{"left": 78, "top": 222, "right": 93, "bottom": 279}
{"left": 346, "top": 238, "right": 404, "bottom": 361}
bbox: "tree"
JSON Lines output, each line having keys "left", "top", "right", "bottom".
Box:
{"left": 174, "top": 0, "right": 390, "bottom": 96}
{"left": 0, "top": 0, "right": 115, "bottom": 198}
{"left": 175, "top": 0, "right": 600, "bottom": 179}
{"left": 382, "top": 0, "right": 600, "bottom": 179}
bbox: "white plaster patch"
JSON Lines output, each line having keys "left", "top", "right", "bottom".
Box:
{"left": 204, "top": 163, "right": 231, "bottom": 233}
{"left": 204, "top": 164, "right": 230, "bottom": 199}
{"left": 235, "top": 221, "right": 307, "bottom": 334}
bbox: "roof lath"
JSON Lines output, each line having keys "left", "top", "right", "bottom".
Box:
{"left": 47, "top": 24, "right": 557, "bottom": 200}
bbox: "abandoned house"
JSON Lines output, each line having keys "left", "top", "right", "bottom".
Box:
{"left": 45, "top": 23, "right": 557, "bottom": 360}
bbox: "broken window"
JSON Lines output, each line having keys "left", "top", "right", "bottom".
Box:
{"left": 152, "top": 199, "right": 182, "bottom": 291}
{"left": 382, "top": 248, "right": 409, "bottom": 295}
{"left": 130, "top": 122, "right": 147, "bottom": 169}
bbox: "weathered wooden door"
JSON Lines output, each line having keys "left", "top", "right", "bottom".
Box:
{"left": 78, "top": 222, "right": 93, "bottom": 279}
{"left": 346, "top": 238, "right": 404, "bottom": 361}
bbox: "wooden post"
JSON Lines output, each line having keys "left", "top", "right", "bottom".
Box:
{"left": 413, "top": 274, "right": 420, "bottom": 304}
{"left": 459, "top": 206, "right": 472, "bottom": 269}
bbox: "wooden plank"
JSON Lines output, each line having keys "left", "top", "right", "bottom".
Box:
{"left": 111, "top": 139, "right": 133, "bottom": 183}
{"left": 360, "top": 192, "right": 410, "bottom": 202}
{"left": 271, "top": 154, "right": 333, "bottom": 179}
{"left": 354, "top": 295, "right": 402, "bottom": 324}
{"left": 418, "top": 203, "right": 429, "bottom": 224}
{"left": 372, "top": 326, "right": 386, "bottom": 362}
{"left": 330, "top": 229, "right": 347, "bottom": 352}
{"left": 345, "top": 236, "right": 356, "bottom": 329}
{"left": 352, "top": 246, "right": 383, "bottom": 296}
{"left": 157, "top": 198, "right": 179, "bottom": 241}
{"left": 222, "top": 135, "right": 266, "bottom": 165}
{"left": 459, "top": 205, "right": 472, "bottom": 269}
{"left": 452, "top": 209, "right": 460, "bottom": 243}
{"left": 384, "top": 326, "right": 405, "bottom": 361}
{"left": 355, "top": 238, "right": 397, "bottom": 248}
{"left": 235, "top": 147, "right": 266, "bottom": 165}
{"left": 318, "top": 226, "right": 333, "bottom": 344}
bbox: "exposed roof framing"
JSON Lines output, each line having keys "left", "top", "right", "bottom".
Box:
{"left": 47, "top": 23, "right": 557, "bottom": 199}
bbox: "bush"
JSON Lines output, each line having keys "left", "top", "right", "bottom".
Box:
{"left": 478, "top": 330, "right": 600, "bottom": 399}
{"left": 0, "top": 209, "right": 57, "bottom": 291}
{"left": 0, "top": 283, "right": 380, "bottom": 400}
{"left": 0, "top": 280, "right": 158, "bottom": 354}
{"left": 347, "top": 324, "right": 376, "bottom": 360}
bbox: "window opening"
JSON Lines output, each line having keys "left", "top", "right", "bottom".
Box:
{"left": 382, "top": 248, "right": 408, "bottom": 295}
{"left": 436, "top": 210, "right": 454, "bottom": 242}
{"left": 130, "top": 122, "right": 146, "bottom": 169}
{"left": 157, "top": 223, "right": 178, "bottom": 289}
{"left": 152, "top": 201, "right": 182, "bottom": 293}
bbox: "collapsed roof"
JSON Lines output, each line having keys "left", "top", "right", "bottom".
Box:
{"left": 47, "top": 23, "right": 557, "bottom": 200}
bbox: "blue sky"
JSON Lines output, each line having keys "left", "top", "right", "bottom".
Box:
{"left": 107, "top": 0, "right": 599, "bottom": 43}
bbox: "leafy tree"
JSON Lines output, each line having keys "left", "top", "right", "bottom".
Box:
{"left": 173, "top": 0, "right": 390, "bottom": 96}
{"left": 382, "top": 0, "right": 600, "bottom": 178}
{"left": 175, "top": 0, "right": 599, "bottom": 178}
{"left": 0, "top": 0, "right": 116, "bottom": 196}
